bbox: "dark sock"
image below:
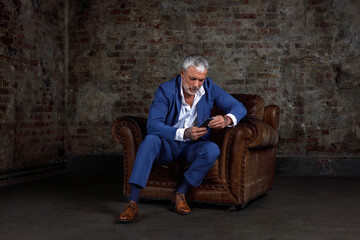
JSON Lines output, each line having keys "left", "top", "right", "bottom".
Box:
{"left": 129, "top": 183, "right": 141, "bottom": 203}
{"left": 176, "top": 179, "right": 192, "bottom": 194}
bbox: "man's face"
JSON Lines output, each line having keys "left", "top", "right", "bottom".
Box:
{"left": 181, "top": 66, "right": 207, "bottom": 96}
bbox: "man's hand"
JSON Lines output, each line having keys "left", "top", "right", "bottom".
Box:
{"left": 184, "top": 126, "right": 208, "bottom": 140}
{"left": 208, "top": 115, "right": 232, "bottom": 129}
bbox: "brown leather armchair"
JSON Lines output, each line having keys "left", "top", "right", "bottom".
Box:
{"left": 111, "top": 94, "right": 280, "bottom": 207}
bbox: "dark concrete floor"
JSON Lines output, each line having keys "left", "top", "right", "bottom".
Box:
{"left": 1, "top": 156, "right": 360, "bottom": 240}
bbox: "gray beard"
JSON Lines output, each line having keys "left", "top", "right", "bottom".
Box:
{"left": 184, "top": 87, "right": 197, "bottom": 95}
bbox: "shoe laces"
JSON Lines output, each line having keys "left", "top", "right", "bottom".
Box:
{"left": 127, "top": 201, "right": 137, "bottom": 212}
{"left": 177, "top": 193, "right": 187, "bottom": 203}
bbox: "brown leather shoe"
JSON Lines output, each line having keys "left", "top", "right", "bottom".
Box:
{"left": 117, "top": 201, "right": 138, "bottom": 223}
{"left": 174, "top": 192, "right": 191, "bottom": 215}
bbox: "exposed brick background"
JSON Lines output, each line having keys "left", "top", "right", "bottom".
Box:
{"left": 67, "top": 0, "right": 360, "bottom": 158}
{"left": 0, "top": 0, "right": 65, "bottom": 174}
{"left": 1, "top": 0, "right": 360, "bottom": 177}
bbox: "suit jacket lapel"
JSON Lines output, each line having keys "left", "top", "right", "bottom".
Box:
{"left": 174, "top": 76, "right": 182, "bottom": 124}
{"left": 196, "top": 92, "right": 207, "bottom": 127}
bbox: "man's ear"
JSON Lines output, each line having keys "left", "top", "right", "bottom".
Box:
{"left": 180, "top": 69, "right": 184, "bottom": 78}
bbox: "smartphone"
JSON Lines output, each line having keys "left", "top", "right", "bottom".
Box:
{"left": 200, "top": 118, "right": 214, "bottom": 128}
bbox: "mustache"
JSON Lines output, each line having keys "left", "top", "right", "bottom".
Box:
{"left": 188, "top": 87, "right": 199, "bottom": 90}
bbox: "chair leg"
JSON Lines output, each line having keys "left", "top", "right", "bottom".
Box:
{"left": 227, "top": 203, "right": 246, "bottom": 211}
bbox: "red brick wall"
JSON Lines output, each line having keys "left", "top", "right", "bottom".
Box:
{"left": 0, "top": 0, "right": 66, "bottom": 174}
{"left": 67, "top": 0, "right": 360, "bottom": 158}
{"left": 1, "top": 0, "right": 359, "bottom": 175}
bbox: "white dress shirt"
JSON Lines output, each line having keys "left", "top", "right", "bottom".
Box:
{"left": 174, "top": 79, "right": 237, "bottom": 141}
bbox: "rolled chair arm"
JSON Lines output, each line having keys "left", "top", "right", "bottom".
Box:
{"left": 238, "top": 116, "right": 279, "bottom": 149}
{"left": 264, "top": 105, "right": 280, "bottom": 132}
{"left": 111, "top": 116, "right": 147, "bottom": 195}
{"left": 111, "top": 116, "right": 147, "bottom": 150}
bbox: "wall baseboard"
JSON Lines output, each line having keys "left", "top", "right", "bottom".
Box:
{"left": 66, "top": 155, "right": 360, "bottom": 177}
{"left": 1, "top": 155, "right": 358, "bottom": 188}
{"left": 276, "top": 157, "right": 360, "bottom": 177}
{"left": 0, "top": 161, "right": 66, "bottom": 187}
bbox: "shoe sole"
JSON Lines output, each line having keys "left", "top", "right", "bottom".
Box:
{"left": 174, "top": 208, "right": 191, "bottom": 215}
{"left": 118, "top": 219, "right": 134, "bottom": 223}
{"left": 177, "top": 212, "right": 190, "bottom": 215}
{"left": 117, "top": 213, "right": 138, "bottom": 223}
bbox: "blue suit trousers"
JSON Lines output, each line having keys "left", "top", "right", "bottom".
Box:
{"left": 129, "top": 135, "right": 220, "bottom": 188}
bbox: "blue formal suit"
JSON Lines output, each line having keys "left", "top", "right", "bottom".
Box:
{"left": 129, "top": 75, "right": 247, "bottom": 188}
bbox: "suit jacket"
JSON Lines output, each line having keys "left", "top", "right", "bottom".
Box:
{"left": 147, "top": 75, "right": 247, "bottom": 141}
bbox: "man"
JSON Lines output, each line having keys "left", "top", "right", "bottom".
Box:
{"left": 118, "top": 55, "right": 247, "bottom": 223}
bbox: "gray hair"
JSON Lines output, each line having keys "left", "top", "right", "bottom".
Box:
{"left": 182, "top": 55, "right": 209, "bottom": 73}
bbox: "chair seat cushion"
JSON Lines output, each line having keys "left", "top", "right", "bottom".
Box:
{"left": 146, "top": 159, "right": 221, "bottom": 187}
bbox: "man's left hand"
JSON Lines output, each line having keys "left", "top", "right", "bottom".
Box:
{"left": 208, "top": 115, "right": 232, "bottom": 129}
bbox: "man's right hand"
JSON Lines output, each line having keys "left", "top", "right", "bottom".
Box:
{"left": 184, "top": 127, "right": 208, "bottom": 141}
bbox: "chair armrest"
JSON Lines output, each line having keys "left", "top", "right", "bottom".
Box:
{"left": 218, "top": 116, "right": 278, "bottom": 184}
{"left": 217, "top": 123, "right": 252, "bottom": 186}
{"left": 264, "top": 104, "right": 280, "bottom": 132}
{"left": 111, "top": 116, "right": 147, "bottom": 150}
{"left": 217, "top": 116, "right": 278, "bottom": 201}
{"left": 111, "top": 116, "right": 147, "bottom": 195}
{"left": 239, "top": 116, "right": 279, "bottom": 149}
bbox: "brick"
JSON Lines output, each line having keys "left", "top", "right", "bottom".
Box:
{"left": 234, "top": 13, "right": 256, "bottom": 19}
{"left": 306, "top": 137, "right": 318, "bottom": 144}
{"left": 77, "top": 128, "right": 87, "bottom": 134}
{"left": 307, "top": 145, "right": 324, "bottom": 152}
{"left": 2, "top": 0, "right": 359, "bottom": 165}
{"left": 310, "top": 0, "right": 326, "bottom": 5}
{"left": 257, "top": 73, "right": 279, "bottom": 79}
{"left": 0, "top": 88, "right": 11, "bottom": 94}
{"left": 0, "top": 105, "right": 6, "bottom": 112}
{"left": 0, "top": 36, "right": 13, "bottom": 45}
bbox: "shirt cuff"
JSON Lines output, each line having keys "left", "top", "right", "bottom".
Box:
{"left": 175, "top": 128, "right": 186, "bottom": 141}
{"left": 226, "top": 113, "right": 237, "bottom": 127}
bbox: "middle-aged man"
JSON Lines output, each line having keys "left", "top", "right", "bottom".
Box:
{"left": 118, "top": 55, "right": 247, "bottom": 223}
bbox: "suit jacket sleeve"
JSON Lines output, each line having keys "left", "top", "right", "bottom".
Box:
{"left": 146, "top": 84, "right": 178, "bottom": 141}
{"left": 212, "top": 83, "right": 247, "bottom": 122}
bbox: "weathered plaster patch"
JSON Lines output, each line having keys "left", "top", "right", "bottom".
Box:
{"left": 77, "top": 83, "right": 119, "bottom": 123}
